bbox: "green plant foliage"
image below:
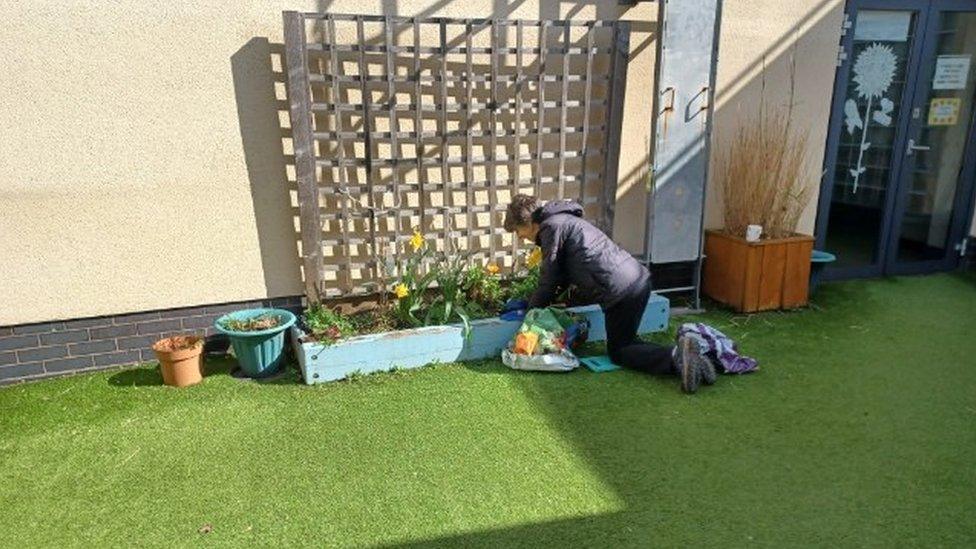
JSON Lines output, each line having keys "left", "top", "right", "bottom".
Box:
{"left": 463, "top": 264, "right": 505, "bottom": 312}
{"left": 392, "top": 243, "right": 437, "bottom": 329}
{"left": 219, "top": 313, "right": 282, "bottom": 332}
{"left": 303, "top": 305, "right": 355, "bottom": 345}
{"left": 301, "top": 240, "right": 548, "bottom": 340}
{"left": 424, "top": 252, "right": 472, "bottom": 336}
{"left": 506, "top": 264, "right": 540, "bottom": 302}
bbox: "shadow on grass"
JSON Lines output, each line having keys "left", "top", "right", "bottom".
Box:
{"left": 107, "top": 365, "right": 164, "bottom": 387}
{"left": 242, "top": 362, "right": 306, "bottom": 385}
{"left": 384, "top": 512, "right": 631, "bottom": 548}
{"left": 953, "top": 269, "right": 976, "bottom": 288}
{"left": 106, "top": 355, "right": 305, "bottom": 387}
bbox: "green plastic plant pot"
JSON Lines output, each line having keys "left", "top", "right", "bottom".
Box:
{"left": 810, "top": 250, "right": 837, "bottom": 294}
{"left": 214, "top": 308, "right": 297, "bottom": 378}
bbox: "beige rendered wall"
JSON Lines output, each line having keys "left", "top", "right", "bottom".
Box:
{"left": 0, "top": 1, "right": 657, "bottom": 326}
{"left": 706, "top": 0, "right": 845, "bottom": 236}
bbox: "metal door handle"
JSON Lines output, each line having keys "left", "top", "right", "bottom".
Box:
{"left": 661, "top": 86, "right": 676, "bottom": 114}
{"left": 906, "top": 138, "right": 931, "bottom": 155}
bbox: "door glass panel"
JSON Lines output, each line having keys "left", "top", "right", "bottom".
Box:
{"left": 896, "top": 12, "right": 976, "bottom": 262}
{"left": 825, "top": 10, "right": 917, "bottom": 269}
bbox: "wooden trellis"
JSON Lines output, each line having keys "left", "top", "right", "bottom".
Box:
{"left": 283, "top": 11, "right": 630, "bottom": 302}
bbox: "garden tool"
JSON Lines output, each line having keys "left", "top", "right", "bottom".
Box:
{"left": 580, "top": 355, "right": 621, "bottom": 373}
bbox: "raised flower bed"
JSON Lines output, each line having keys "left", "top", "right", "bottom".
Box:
{"left": 291, "top": 229, "right": 670, "bottom": 384}
{"left": 292, "top": 296, "right": 669, "bottom": 384}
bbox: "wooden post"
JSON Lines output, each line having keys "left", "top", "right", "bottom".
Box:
{"left": 602, "top": 21, "right": 630, "bottom": 237}
{"left": 327, "top": 15, "right": 353, "bottom": 292}
{"left": 511, "top": 20, "right": 524, "bottom": 263}
{"left": 488, "top": 19, "right": 499, "bottom": 263}
{"left": 535, "top": 22, "right": 548, "bottom": 198}
{"left": 439, "top": 19, "right": 451, "bottom": 253}
{"left": 413, "top": 19, "right": 427, "bottom": 244}
{"left": 557, "top": 23, "right": 570, "bottom": 200}
{"left": 580, "top": 22, "right": 596, "bottom": 208}
{"left": 284, "top": 11, "right": 323, "bottom": 303}
{"left": 355, "top": 16, "right": 380, "bottom": 290}
{"left": 384, "top": 17, "right": 401, "bottom": 257}
{"left": 464, "top": 22, "right": 475, "bottom": 255}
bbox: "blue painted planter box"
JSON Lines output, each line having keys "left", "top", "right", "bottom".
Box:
{"left": 293, "top": 294, "right": 670, "bottom": 384}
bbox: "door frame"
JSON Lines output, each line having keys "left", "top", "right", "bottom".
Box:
{"left": 815, "top": 0, "right": 933, "bottom": 281}
{"left": 884, "top": 0, "right": 976, "bottom": 275}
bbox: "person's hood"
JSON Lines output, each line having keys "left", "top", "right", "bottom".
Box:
{"left": 532, "top": 199, "right": 584, "bottom": 223}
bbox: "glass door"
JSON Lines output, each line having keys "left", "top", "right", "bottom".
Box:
{"left": 818, "top": 1, "right": 931, "bottom": 279}
{"left": 886, "top": 1, "right": 976, "bottom": 274}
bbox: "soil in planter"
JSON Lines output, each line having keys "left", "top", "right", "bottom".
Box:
{"left": 300, "top": 272, "right": 568, "bottom": 345}
{"left": 219, "top": 313, "right": 282, "bottom": 332}
{"left": 152, "top": 335, "right": 202, "bottom": 352}
{"left": 301, "top": 307, "right": 394, "bottom": 344}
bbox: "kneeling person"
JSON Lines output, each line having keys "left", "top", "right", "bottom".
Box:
{"left": 503, "top": 194, "right": 715, "bottom": 393}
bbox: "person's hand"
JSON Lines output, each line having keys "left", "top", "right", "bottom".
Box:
{"left": 500, "top": 299, "right": 528, "bottom": 321}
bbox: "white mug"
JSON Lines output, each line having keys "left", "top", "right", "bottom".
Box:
{"left": 746, "top": 224, "right": 763, "bottom": 242}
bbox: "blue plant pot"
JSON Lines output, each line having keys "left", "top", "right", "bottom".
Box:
{"left": 214, "top": 308, "right": 297, "bottom": 378}
{"left": 810, "top": 250, "right": 837, "bottom": 294}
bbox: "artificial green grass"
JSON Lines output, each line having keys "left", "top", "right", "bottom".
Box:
{"left": 1, "top": 273, "right": 975, "bottom": 547}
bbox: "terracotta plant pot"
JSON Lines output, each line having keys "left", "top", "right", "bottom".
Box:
{"left": 703, "top": 229, "right": 815, "bottom": 313}
{"left": 152, "top": 335, "right": 204, "bottom": 388}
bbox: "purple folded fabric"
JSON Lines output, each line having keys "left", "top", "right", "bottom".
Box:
{"left": 676, "top": 322, "right": 759, "bottom": 374}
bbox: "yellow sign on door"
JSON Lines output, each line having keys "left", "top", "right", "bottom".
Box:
{"left": 928, "top": 97, "right": 961, "bottom": 126}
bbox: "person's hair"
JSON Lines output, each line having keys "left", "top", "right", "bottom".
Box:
{"left": 504, "top": 194, "right": 540, "bottom": 232}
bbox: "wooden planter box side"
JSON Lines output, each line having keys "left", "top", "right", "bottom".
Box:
{"left": 703, "top": 230, "right": 814, "bottom": 312}
{"left": 293, "top": 295, "right": 670, "bottom": 384}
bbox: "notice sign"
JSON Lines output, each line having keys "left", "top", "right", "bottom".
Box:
{"left": 928, "top": 97, "right": 961, "bottom": 126}
{"left": 933, "top": 55, "right": 971, "bottom": 90}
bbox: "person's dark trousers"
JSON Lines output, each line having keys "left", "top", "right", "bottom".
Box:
{"left": 603, "top": 280, "right": 675, "bottom": 375}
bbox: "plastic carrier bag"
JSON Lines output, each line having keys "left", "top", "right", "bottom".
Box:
{"left": 501, "top": 308, "right": 588, "bottom": 372}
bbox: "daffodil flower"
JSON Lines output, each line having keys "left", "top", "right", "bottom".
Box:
{"left": 526, "top": 248, "right": 542, "bottom": 268}
{"left": 410, "top": 230, "right": 424, "bottom": 252}
{"left": 486, "top": 263, "right": 500, "bottom": 275}
{"left": 394, "top": 283, "right": 410, "bottom": 299}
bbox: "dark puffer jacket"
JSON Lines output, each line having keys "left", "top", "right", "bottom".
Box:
{"left": 528, "top": 199, "right": 650, "bottom": 309}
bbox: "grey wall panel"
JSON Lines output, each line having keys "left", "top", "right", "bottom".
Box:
{"left": 648, "top": 0, "right": 722, "bottom": 263}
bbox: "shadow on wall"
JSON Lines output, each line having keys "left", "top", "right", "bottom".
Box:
{"left": 229, "top": 1, "right": 840, "bottom": 544}
{"left": 230, "top": 37, "right": 303, "bottom": 298}
{"left": 706, "top": 0, "right": 841, "bottom": 233}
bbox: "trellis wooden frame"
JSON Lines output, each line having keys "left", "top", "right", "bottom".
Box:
{"left": 284, "top": 11, "right": 631, "bottom": 302}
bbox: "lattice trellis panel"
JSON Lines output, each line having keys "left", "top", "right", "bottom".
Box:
{"left": 284, "top": 11, "right": 631, "bottom": 301}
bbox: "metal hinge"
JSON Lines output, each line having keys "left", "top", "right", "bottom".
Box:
{"left": 837, "top": 13, "right": 852, "bottom": 67}
{"left": 956, "top": 237, "right": 969, "bottom": 257}
{"left": 840, "top": 12, "right": 853, "bottom": 37}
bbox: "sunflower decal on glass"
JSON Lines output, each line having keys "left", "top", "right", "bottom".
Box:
{"left": 843, "top": 43, "right": 897, "bottom": 194}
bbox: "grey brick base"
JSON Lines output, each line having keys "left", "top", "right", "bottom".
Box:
{"left": 0, "top": 296, "right": 304, "bottom": 386}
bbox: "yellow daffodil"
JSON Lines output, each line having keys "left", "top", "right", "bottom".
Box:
{"left": 394, "top": 283, "right": 410, "bottom": 299}
{"left": 526, "top": 248, "right": 542, "bottom": 268}
{"left": 486, "top": 263, "right": 500, "bottom": 275}
{"left": 410, "top": 230, "right": 424, "bottom": 252}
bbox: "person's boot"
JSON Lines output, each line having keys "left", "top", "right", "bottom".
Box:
{"left": 697, "top": 346, "right": 718, "bottom": 386}
{"left": 678, "top": 336, "right": 715, "bottom": 393}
